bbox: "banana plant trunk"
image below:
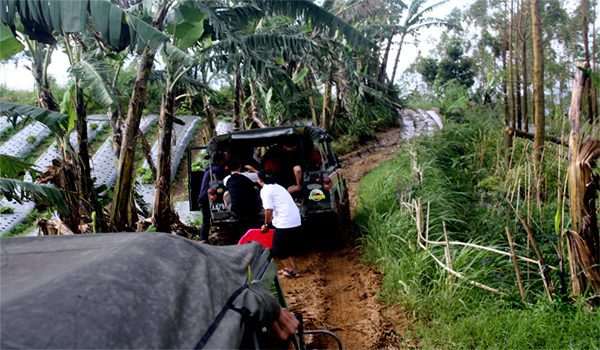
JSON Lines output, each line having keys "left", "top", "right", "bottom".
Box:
{"left": 111, "top": 47, "right": 156, "bottom": 230}
{"left": 109, "top": 108, "right": 122, "bottom": 157}
{"left": 233, "top": 67, "right": 242, "bottom": 130}
{"left": 202, "top": 95, "right": 216, "bottom": 142}
{"left": 33, "top": 45, "right": 59, "bottom": 111}
{"left": 567, "top": 64, "right": 600, "bottom": 297}
{"left": 321, "top": 72, "right": 332, "bottom": 130}
{"left": 378, "top": 31, "right": 394, "bottom": 83}
{"left": 249, "top": 80, "right": 266, "bottom": 128}
{"left": 390, "top": 32, "right": 407, "bottom": 84}
{"left": 153, "top": 90, "right": 176, "bottom": 233}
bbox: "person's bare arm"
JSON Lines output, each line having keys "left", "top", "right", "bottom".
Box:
{"left": 287, "top": 165, "right": 303, "bottom": 193}
{"left": 271, "top": 308, "right": 299, "bottom": 340}
{"left": 261, "top": 209, "right": 273, "bottom": 232}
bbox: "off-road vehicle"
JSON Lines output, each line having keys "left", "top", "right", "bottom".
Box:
{"left": 188, "top": 126, "right": 350, "bottom": 245}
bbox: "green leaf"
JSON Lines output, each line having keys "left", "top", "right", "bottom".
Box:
{"left": 292, "top": 67, "right": 309, "bottom": 84}
{"left": 0, "top": 101, "right": 68, "bottom": 137}
{"left": 59, "top": 83, "right": 77, "bottom": 132}
{"left": 127, "top": 13, "right": 169, "bottom": 50}
{"left": 70, "top": 60, "right": 116, "bottom": 108}
{"left": 0, "top": 21, "right": 23, "bottom": 59}
{"left": 0, "top": 154, "right": 38, "bottom": 179}
{"left": 167, "top": 3, "right": 206, "bottom": 49}
{"left": 255, "top": 0, "right": 372, "bottom": 48}
{"left": 0, "top": 177, "right": 67, "bottom": 214}
{"left": 163, "top": 43, "right": 195, "bottom": 68}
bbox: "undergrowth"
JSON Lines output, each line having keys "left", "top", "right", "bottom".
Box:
{"left": 356, "top": 107, "right": 600, "bottom": 349}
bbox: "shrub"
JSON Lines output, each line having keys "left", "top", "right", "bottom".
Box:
{"left": 26, "top": 135, "right": 36, "bottom": 144}
{"left": 137, "top": 167, "right": 154, "bottom": 184}
{"left": 0, "top": 206, "right": 15, "bottom": 214}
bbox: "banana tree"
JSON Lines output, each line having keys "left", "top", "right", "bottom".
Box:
{"left": 389, "top": 0, "right": 450, "bottom": 83}
{"left": 152, "top": 44, "right": 202, "bottom": 232}
{"left": 0, "top": 102, "right": 75, "bottom": 228}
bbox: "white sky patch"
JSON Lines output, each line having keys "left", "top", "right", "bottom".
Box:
{"left": 0, "top": 0, "right": 588, "bottom": 91}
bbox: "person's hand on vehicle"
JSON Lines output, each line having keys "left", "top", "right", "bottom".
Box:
{"left": 261, "top": 224, "right": 269, "bottom": 233}
{"left": 271, "top": 308, "right": 299, "bottom": 340}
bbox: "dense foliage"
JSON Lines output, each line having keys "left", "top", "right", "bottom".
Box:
{"left": 357, "top": 108, "right": 600, "bottom": 348}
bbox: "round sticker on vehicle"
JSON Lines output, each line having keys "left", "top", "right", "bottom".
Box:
{"left": 309, "top": 189, "right": 326, "bottom": 202}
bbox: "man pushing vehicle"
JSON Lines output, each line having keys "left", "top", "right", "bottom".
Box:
{"left": 257, "top": 171, "right": 303, "bottom": 278}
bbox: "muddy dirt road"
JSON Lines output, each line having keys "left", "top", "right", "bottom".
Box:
{"left": 280, "top": 110, "right": 440, "bottom": 349}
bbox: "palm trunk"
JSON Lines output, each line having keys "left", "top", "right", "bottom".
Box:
{"left": 522, "top": 22, "right": 529, "bottom": 132}
{"left": 531, "top": 0, "right": 545, "bottom": 201}
{"left": 583, "top": 0, "right": 594, "bottom": 123}
{"left": 153, "top": 90, "right": 175, "bottom": 233}
{"left": 509, "top": 0, "right": 516, "bottom": 131}
{"left": 378, "top": 32, "right": 394, "bottom": 83}
{"left": 503, "top": 31, "right": 514, "bottom": 156}
{"left": 514, "top": 1, "right": 522, "bottom": 130}
{"left": 390, "top": 32, "right": 407, "bottom": 84}
{"left": 110, "top": 46, "right": 156, "bottom": 230}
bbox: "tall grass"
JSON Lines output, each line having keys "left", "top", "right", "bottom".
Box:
{"left": 356, "top": 107, "right": 600, "bottom": 349}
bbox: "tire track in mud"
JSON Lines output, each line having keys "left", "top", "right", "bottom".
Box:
{"left": 280, "top": 110, "right": 441, "bottom": 349}
{"left": 280, "top": 127, "right": 407, "bottom": 349}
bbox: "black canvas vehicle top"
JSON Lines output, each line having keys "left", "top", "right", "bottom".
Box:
{"left": 188, "top": 126, "right": 351, "bottom": 247}
{"left": 0, "top": 233, "right": 279, "bottom": 349}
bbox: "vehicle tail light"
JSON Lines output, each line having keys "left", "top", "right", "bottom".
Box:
{"left": 323, "top": 176, "right": 332, "bottom": 191}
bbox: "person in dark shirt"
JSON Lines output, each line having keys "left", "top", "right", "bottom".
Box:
{"left": 198, "top": 153, "right": 226, "bottom": 241}
{"left": 225, "top": 158, "right": 261, "bottom": 237}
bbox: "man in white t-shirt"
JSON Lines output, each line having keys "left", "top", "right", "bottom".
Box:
{"left": 257, "top": 171, "right": 302, "bottom": 278}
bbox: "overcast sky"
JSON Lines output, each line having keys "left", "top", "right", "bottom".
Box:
{"left": 0, "top": 0, "right": 582, "bottom": 91}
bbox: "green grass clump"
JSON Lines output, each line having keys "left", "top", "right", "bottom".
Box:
{"left": 3, "top": 209, "right": 41, "bottom": 237}
{"left": 356, "top": 107, "right": 600, "bottom": 348}
{"left": 0, "top": 206, "right": 15, "bottom": 214}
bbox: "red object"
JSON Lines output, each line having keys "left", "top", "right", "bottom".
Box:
{"left": 238, "top": 228, "right": 275, "bottom": 249}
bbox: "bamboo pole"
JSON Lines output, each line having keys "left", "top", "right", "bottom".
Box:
{"left": 443, "top": 222, "right": 454, "bottom": 283}
{"left": 506, "top": 227, "right": 526, "bottom": 302}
